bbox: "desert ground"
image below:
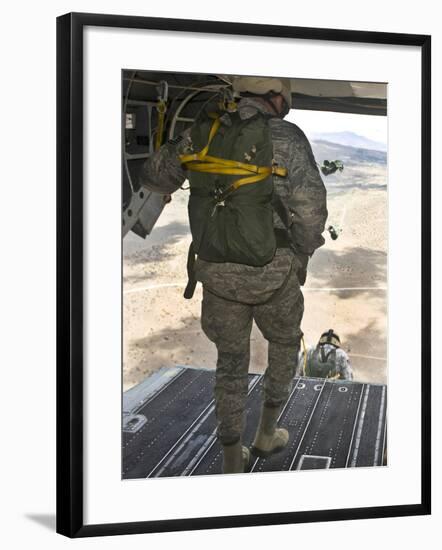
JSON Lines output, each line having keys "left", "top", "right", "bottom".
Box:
{"left": 123, "top": 139, "right": 387, "bottom": 391}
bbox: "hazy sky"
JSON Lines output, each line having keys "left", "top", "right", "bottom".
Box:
{"left": 286, "top": 109, "right": 387, "bottom": 145}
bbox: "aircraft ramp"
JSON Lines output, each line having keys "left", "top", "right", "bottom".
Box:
{"left": 122, "top": 366, "right": 387, "bottom": 479}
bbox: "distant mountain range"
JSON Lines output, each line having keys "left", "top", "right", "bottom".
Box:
{"left": 311, "top": 139, "right": 387, "bottom": 166}
{"left": 310, "top": 131, "right": 387, "bottom": 152}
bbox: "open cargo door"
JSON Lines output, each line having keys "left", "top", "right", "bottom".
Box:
{"left": 122, "top": 72, "right": 386, "bottom": 239}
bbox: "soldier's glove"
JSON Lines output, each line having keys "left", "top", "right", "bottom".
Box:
{"left": 294, "top": 253, "right": 309, "bottom": 286}
{"left": 139, "top": 140, "right": 187, "bottom": 195}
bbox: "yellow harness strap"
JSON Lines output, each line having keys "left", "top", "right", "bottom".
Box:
{"left": 179, "top": 117, "right": 287, "bottom": 194}
{"left": 301, "top": 336, "right": 307, "bottom": 376}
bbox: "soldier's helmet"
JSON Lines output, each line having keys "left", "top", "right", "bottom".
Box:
{"left": 318, "top": 329, "right": 341, "bottom": 348}
{"left": 231, "top": 76, "right": 292, "bottom": 111}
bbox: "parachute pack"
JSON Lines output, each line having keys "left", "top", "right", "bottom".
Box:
{"left": 180, "top": 111, "right": 288, "bottom": 267}
{"left": 304, "top": 346, "right": 339, "bottom": 379}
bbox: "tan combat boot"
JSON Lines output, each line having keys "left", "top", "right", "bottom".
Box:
{"left": 250, "top": 404, "right": 289, "bottom": 458}
{"left": 222, "top": 440, "right": 251, "bottom": 474}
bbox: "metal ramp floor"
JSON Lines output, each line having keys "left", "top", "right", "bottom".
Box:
{"left": 122, "top": 366, "right": 387, "bottom": 479}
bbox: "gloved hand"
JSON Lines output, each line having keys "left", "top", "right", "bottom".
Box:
{"left": 138, "top": 140, "right": 187, "bottom": 195}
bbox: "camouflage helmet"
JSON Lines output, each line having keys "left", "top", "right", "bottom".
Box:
{"left": 232, "top": 76, "right": 292, "bottom": 109}
{"left": 318, "top": 329, "right": 341, "bottom": 348}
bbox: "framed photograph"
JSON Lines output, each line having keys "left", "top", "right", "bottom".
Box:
{"left": 56, "top": 12, "right": 431, "bottom": 537}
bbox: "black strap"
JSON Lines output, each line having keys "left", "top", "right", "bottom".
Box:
{"left": 183, "top": 242, "right": 197, "bottom": 299}
{"left": 272, "top": 191, "right": 292, "bottom": 230}
{"left": 320, "top": 346, "right": 335, "bottom": 363}
{"left": 272, "top": 192, "right": 302, "bottom": 254}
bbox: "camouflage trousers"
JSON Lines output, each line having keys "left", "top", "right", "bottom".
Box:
{"left": 195, "top": 249, "right": 304, "bottom": 445}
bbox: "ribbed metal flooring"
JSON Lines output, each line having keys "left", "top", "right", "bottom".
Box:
{"left": 122, "top": 367, "right": 387, "bottom": 479}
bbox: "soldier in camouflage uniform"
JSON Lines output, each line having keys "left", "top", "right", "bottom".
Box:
{"left": 297, "top": 329, "right": 354, "bottom": 380}
{"left": 139, "top": 76, "right": 328, "bottom": 473}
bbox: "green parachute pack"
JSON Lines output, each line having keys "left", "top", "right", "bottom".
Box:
{"left": 304, "top": 347, "right": 338, "bottom": 379}
{"left": 180, "top": 112, "right": 287, "bottom": 298}
{"left": 180, "top": 111, "right": 288, "bottom": 269}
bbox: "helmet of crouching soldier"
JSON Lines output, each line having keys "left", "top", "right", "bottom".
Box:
{"left": 318, "top": 329, "right": 341, "bottom": 348}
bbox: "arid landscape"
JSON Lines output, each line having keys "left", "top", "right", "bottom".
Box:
{"left": 123, "top": 137, "right": 387, "bottom": 391}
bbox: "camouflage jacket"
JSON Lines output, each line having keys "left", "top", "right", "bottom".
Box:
{"left": 139, "top": 98, "right": 327, "bottom": 256}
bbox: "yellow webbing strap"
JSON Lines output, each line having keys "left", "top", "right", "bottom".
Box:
{"left": 155, "top": 100, "right": 167, "bottom": 151}
{"left": 301, "top": 336, "right": 307, "bottom": 376}
{"left": 179, "top": 117, "right": 287, "bottom": 195}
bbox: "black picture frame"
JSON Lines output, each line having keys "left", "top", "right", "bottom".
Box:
{"left": 56, "top": 11, "right": 431, "bottom": 538}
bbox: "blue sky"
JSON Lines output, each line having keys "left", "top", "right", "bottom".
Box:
{"left": 286, "top": 109, "right": 387, "bottom": 146}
